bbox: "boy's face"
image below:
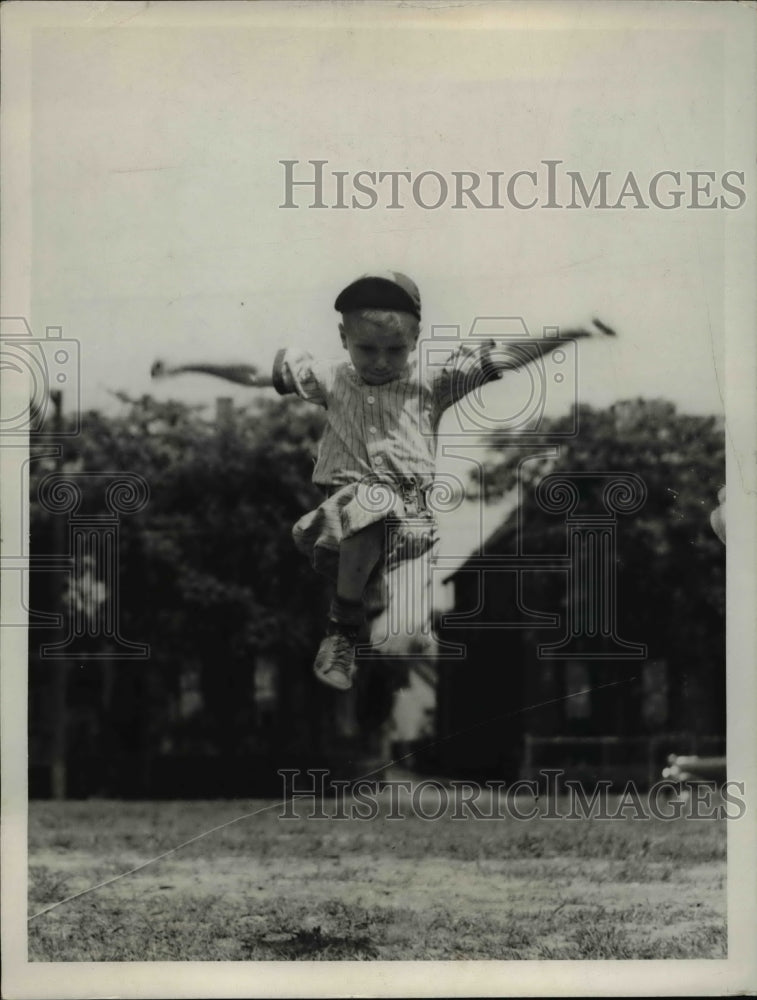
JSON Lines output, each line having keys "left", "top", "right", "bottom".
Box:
{"left": 339, "top": 312, "right": 420, "bottom": 386}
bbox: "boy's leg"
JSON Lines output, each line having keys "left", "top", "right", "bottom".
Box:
{"left": 314, "top": 521, "right": 385, "bottom": 691}
{"left": 336, "top": 520, "right": 385, "bottom": 602}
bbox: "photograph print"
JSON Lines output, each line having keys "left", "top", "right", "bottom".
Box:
{"left": 1, "top": 2, "right": 756, "bottom": 998}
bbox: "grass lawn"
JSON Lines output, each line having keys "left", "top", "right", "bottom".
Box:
{"left": 28, "top": 791, "right": 726, "bottom": 961}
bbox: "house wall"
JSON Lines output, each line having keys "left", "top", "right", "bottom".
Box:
{"left": 435, "top": 561, "right": 725, "bottom": 785}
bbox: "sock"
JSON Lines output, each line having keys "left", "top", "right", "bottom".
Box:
{"left": 329, "top": 594, "right": 364, "bottom": 629}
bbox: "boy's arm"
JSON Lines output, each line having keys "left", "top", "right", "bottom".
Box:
{"left": 432, "top": 318, "right": 617, "bottom": 412}
{"left": 150, "top": 360, "right": 273, "bottom": 388}
{"left": 151, "top": 349, "right": 329, "bottom": 404}
{"left": 488, "top": 319, "right": 616, "bottom": 371}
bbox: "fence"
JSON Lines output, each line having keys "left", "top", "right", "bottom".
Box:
{"left": 521, "top": 732, "right": 726, "bottom": 788}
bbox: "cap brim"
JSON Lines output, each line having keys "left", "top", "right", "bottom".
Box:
{"left": 335, "top": 276, "right": 420, "bottom": 319}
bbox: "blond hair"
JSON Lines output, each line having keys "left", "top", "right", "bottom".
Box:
{"left": 341, "top": 308, "right": 420, "bottom": 339}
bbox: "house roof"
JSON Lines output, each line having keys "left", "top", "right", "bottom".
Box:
{"left": 441, "top": 491, "right": 520, "bottom": 583}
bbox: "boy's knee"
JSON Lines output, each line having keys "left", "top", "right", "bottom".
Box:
{"left": 342, "top": 518, "right": 385, "bottom": 550}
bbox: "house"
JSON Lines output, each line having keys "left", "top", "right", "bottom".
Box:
{"left": 433, "top": 492, "right": 726, "bottom": 787}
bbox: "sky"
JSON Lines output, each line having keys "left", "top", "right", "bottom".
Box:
{"left": 15, "top": 0, "right": 749, "bottom": 583}
{"left": 25, "top": 3, "right": 737, "bottom": 427}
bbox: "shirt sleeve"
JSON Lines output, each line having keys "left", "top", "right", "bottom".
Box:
{"left": 431, "top": 339, "right": 503, "bottom": 413}
{"left": 272, "top": 349, "right": 333, "bottom": 407}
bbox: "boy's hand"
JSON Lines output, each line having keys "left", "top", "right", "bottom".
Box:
{"left": 591, "top": 318, "right": 617, "bottom": 337}
{"left": 559, "top": 318, "right": 617, "bottom": 340}
{"left": 149, "top": 360, "right": 266, "bottom": 387}
{"left": 391, "top": 520, "right": 437, "bottom": 561}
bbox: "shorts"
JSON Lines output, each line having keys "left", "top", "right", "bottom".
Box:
{"left": 292, "top": 475, "right": 438, "bottom": 615}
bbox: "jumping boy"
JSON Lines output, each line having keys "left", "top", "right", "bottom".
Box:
{"left": 151, "top": 271, "right": 614, "bottom": 691}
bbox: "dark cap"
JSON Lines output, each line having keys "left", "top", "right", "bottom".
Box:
{"left": 335, "top": 271, "right": 421, "bottom": 320}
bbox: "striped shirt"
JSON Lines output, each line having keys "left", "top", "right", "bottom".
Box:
{"left": 272, "top": 340, "right": 501, "bottom": 487}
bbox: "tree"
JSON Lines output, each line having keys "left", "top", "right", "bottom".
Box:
{"left": 29, "top": 389, "right": 422, "bottom": 795}
{"left": 473, "top": 398, "right": 725, "bottom": 735}
{"left": 28, "top": 393, "right": 332, "bottom": 795}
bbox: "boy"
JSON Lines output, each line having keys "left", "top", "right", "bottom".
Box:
{"left": 152, "top": 271, "right": 614, "bottom": 690}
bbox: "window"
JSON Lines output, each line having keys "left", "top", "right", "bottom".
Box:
{"left": 564, "top": 661, "right": 591, "bottom": 720}
{"left": 642, "top": 660, "right": 668, "bottom": 728}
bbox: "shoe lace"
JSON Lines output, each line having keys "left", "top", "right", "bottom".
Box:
{"left": 328, "top": 628, "right": 356, "bottom": 675}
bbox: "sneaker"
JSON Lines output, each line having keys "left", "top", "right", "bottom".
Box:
{"left": 313, "top": 624, "right": 357, "bottom": 691}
